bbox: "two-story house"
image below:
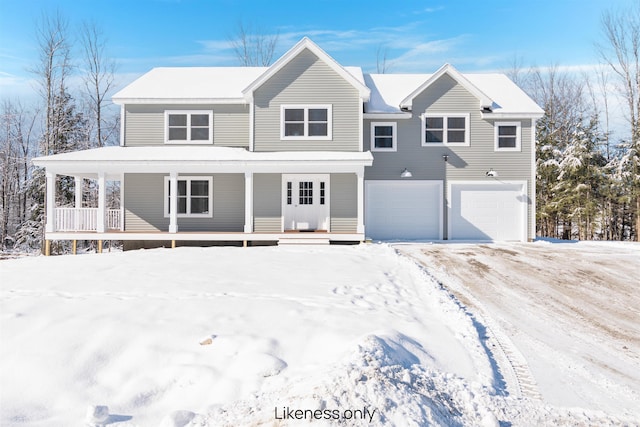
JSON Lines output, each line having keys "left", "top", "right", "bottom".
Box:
{"left": 33, "top": 37, "right": 543, "bottom": 252}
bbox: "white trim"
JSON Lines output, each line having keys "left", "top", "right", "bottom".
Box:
{"left": 370, "top": 122, "right": 397, "bottom": 152}
{"left": 97, "top": 172, "right": 106, "bottom": 233}
{"left": 359, "top": 101, "right": 364, "bottom": 152}
{"left": 120, "top": 105, "right": 125, "bottom": 146}
{"left": 421, "top": 113, "right": 470, "bottom": 146}
{"left": 494, "top": 121, "right": 522, "bottom": 151}
{"left": 249, "top": 100, "right": 255, "bottom": 152}
{"left": 164, "top": 110, "right": 213, "bottom": 145}
{"left": 120, "top": 173, "right": 125, "bottom": 231}
{"left": 163, "top": 175, "right": 214, "bottom": 219}
{"left": 530, "top": 118, "right": 537, "bottom": 240}
{"left": 244, "top": 172, "right": 254, "bottom": 233}
{"left": 113, "top": 97, "right": 248, "bottom": 105}
{"left": 280, "top": 104, "right": 333, "bottom": 140}
{"left": 356, "top": 172, "right": 364, "bottom": 234}
{"left": 481, "top": 111, "right": 544, "bottom": 120}
{"left": 447, "top": 180, "right": 528, "bottom": 242}
{"left": 363, "top": 112, "right": 412, "bottom": 120}
{"left": 46, "top": 172, "right": 55, "bottom": 233}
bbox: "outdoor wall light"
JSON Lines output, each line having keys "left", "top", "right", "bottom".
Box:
{"left": 442, "top": 154, "right": 449, "bottom": 162}
{"left": 486, "top": 168, "right": 498, "bottom": 177}
{"left": 400, "top": 168, "right": 413, "bottom": 178}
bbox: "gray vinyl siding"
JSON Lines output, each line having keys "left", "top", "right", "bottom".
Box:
{"left": 124, "top": 104, "right": 249, "bottom": 147}
{"left": 330, "top": 173, "right": 357, "bottom": 232}
{"left": 253, "top": 173, "right": 282, "bottom": 232}
{"left": 253, "top": 48, "right": 361, "bottom": 152}
{"left": 124, "top": 173, "right": 244, "bottom": 232}
{"left": 364, "top": 74, "right": 534, "bottom": 239}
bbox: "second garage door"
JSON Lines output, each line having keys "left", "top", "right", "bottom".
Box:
{"left": 365, "top": 181, "right": 442, "bottom": 240}
{"left": 449, "top": 182, "right": 527, "bottom": 241}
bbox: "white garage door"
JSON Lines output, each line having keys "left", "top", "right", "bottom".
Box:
{"left": 449, "top": 182, "right": 526, "bottom": 241}
{"left": 365, "top": 181, "right": 442, "bottom": 240}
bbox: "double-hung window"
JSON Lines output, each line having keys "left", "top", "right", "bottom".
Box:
{"left": 164, "top": 176, "right": 213, "bottom": 218}
{"left": 495, "top": 122, "right": 521, "bottom": 151}
{"left": 165, "top": 110, "right": 213, "bottom": 144}
{"left": 370, "top": 122, "right": 397, "bottom": 152}
{"left": 281, "top": 105, "right": 332, "bottom": 140}
{"left": 421, "top": 113, "right": 470, "bottom": 146}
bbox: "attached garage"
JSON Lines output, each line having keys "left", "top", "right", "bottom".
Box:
{"left": 448, "top": 181, "right": 527, "bottom": 241}
{"left": 365, "top": 181, "right": 442, "bottom": 240}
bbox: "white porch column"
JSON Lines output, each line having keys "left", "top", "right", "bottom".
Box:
{"left": 169, "top": 171, "right": 178, "bottom": 233}
{"left": 356, "top": 171, "right": 365, "bottom": 234}
{"left": 97, "top": 172, "right": 106, "bottom": 233}
{"left": 244, "top": 172, "right": 254, "bottom": 233}
{"left": 74, "top": 176, "right": 82, "bottom": 208}
{"left": 45, "top": 172, "right": 55, "bottom": 232}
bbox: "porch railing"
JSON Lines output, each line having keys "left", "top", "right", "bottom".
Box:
{"left": 54, "top": 208, "right": 122, "bottom": 231}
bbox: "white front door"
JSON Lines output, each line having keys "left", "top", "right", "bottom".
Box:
{"left": 283, "top": 174, "right": 330, "bottom": 231}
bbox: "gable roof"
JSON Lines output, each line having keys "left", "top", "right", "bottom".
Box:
{"left": 365, "top": 71, "right": 543, "bottom": 118}
{"left": 399, "top": 64, "right": 493, "bottom": 111}
{"left": 241, "top": 37, "right": 370, "bottom": 102}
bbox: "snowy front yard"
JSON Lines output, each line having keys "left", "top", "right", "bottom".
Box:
{"left": 0, "top": 244, "right": 637, "bottom": 426}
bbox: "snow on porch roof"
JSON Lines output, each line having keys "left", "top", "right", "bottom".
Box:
{"left": 32, "top": 146, "right": 374, "bottom": 167}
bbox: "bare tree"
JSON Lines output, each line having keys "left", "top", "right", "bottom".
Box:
{"left": 599, "top": 4, "right": 640, "bottom": 241}
{"left": 30, "top": 11, "right": 72, "bottom": 156}
{"left": 230, "top": 21, "right": 279, "bottom": 66}
{"left": 80, "top": 20, "right": 117, "bottom": 148}
{"left": 376, "top": 44, "right": 392, "bottom": 74}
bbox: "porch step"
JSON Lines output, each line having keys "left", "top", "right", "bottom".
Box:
{"left": 278, "top": 235, "right": 330, "bottom": 245}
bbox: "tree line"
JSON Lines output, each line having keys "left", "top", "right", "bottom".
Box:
{"left": 1, "top": 9, "right": 640, "bottom": 253}
{"left": 0, "top": 12, "right": 119, "bottom": 252}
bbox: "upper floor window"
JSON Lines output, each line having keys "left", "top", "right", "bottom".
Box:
{"left": 165, "top": 110, "right": 213, "bottom": 144}
{"left": 495, "top": 122, "right": 521, "bottom": 151}
{"left": 164, "top": 176, "right": 213, "bottom": 218}
{"left": 370, "top": 122, "right": 397, "bottom": 152}
{"left": 281, "top": 105, "right": 332, "bottom": 140}
{"left": 421, "top": 113, "right": 470, "bottom": 146}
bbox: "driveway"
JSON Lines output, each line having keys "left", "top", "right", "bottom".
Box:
{"left": 396, "top": 241, "right": 640, "bottom": 418}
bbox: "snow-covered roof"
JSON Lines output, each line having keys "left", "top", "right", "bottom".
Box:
{"left": 112, "top": 67, "right": 268, "bottom": 104}
{"left": 364, "top": 72, "right": 543, "bottom": 117}
{"left": 32, "top": 146, "right": 373, "bottom": 176}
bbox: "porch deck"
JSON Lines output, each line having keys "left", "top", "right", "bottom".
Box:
{"left": 44, "top": 230, "right": 364, "bottom": 243}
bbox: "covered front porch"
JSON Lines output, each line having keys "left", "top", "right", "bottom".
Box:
{"left": 33, "top": 146, "right": 373, "bottom": 252}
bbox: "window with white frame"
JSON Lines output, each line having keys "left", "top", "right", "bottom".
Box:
{"left": 495, "top": 122, "right": 521, "bottom": 151}
{"left": 165, "top": 111, "right": 213, "bottom": 144}
{"left": 370, "top": 122, "right": 397, "bottom": 151}
{"left": 421, "top": 113, "right": 470, "bottom": 146}
{"left": 281, "top": 105, "right": 332, "bottom": 139}
{"left": 164, "top": 176, "right": 213, "bottom": 217}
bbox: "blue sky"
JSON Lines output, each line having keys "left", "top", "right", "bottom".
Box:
{"left": 0, "top": 0, "right": 635, "bottom": 101}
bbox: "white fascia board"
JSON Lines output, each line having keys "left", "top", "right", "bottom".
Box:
{"left": 242, "top": 37, "right": 370, "bottom": 102}
{"left": 400, "top": 64, "right": 493, "bottom": 110}
{"left": 481, "top": 111, "right": 544, "bottom": 120}
{"left": 363, "top": 112, "right": 412, "bottom": 119}
{"left": 112, "top": 97, "right": 248, "bottom": 105}
{"left": 32, "top": 159, "right": 373, "bottom": 176}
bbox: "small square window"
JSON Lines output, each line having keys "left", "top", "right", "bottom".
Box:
{"left": 495, "top": 122, "right": 521, "bottom": 151}
{"left": 164, "top": 176, "right": 213, "bottom": 217}
{"left": 371, "top": 122, "right": 397, "bottom": 151}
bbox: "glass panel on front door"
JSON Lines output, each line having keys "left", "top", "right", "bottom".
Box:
{"left": 299, "top": 181, "right": 313, "bottom": 205}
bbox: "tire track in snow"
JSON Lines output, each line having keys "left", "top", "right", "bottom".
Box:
{"left": 396, "top": 246, "right": 543, "bottom": 401}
